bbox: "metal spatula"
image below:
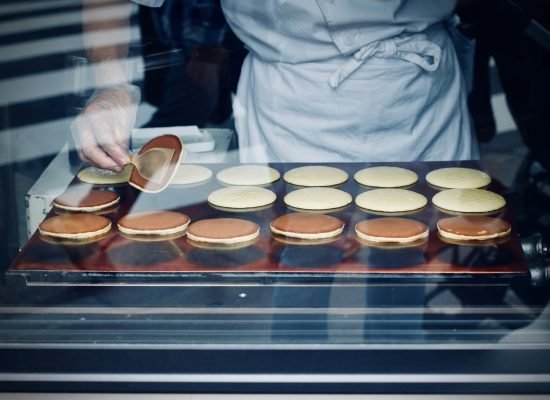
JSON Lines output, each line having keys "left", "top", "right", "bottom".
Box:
{"left": 128, "top": 147, "right": 175, "bottom": 185}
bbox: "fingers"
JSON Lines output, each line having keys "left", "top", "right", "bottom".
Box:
{"left": 71, "top": 86, "right": 138, "bottom": 171}
{"left": 73, "top": 114, "right": 123, "bottom": 171}
{"left": 92, "top": 118, "right": 129, "bottom": 167}
{"left": 80, "top": 127, "right": 123, "bottom": 172}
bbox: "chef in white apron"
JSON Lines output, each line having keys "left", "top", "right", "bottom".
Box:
{"left": 128, "top": 0, "right": 479, "bottom": 164}
{"left": 219, "top": 0, "right": 478, "bottom": 162}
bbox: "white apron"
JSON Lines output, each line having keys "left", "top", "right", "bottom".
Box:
{"left": 222, "top": 0, "right": 479, "bottom": 162}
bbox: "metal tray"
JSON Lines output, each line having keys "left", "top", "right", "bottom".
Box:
{"left": 8, "top": 161, "right": 528, "bottom": 285}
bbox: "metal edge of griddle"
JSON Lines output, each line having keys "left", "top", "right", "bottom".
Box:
{"left": 5, "top": 269, "right": 529, "bottom": 287}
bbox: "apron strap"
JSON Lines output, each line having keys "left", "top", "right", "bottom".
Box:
{"left": 329, "top": 35, "right": 442, "bottom": 89}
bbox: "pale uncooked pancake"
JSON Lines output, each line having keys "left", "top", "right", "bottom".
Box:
{"left": 52, "top": 189, "right": 119, "bottom": 212}
{"left": 186, "top": 218, "right": 260, "bottom": 244}
{"left": 432, "top": 189, "right": 505, "bottom": 214}
{"left": 355, "top": 189, "right": 427, "bottom": 213}
{"left": 426, "top": 167, "right": 491, "bottom": 189}
{"left": 39, "top": 214, "right": 111, "bottom": 239}
{"left": 77, "top": 165, "right": 132, "bottom": 185}
{"left": 283, "top": 166, "right": 348, "bottom": 187}
{"left": 355, "top": 217, "right": 429, "bottom": 243}
{"left": 216, "top": 165, "right": 280, "bottom": 186}
{"left": 117, "top": 211, "right": 191, "bottom": 236}
{"left": 354, "top": 166, "right": 418, "bottom": 188}
{"left": 270, "top": 213, "right": 345, "bottom": 239}
{"left": 284, "top": 187, "right": 352, "bottom": 210}
{"left": 208, "top": 186, "right": 276, "bottom": 209}
{"left": 437, "top": 216, "right": 511, "bottom": 240}
{"left": 170, "top": 164, "right": 212, "bottom": 185}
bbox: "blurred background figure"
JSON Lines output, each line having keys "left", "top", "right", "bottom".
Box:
{"left": 457, "top": 0, "right": 550, "bottom": 238}
{"left": 458, "top": 0, "right": 549, "bottom": 168}
{"left": 71, "top": 0, "right": 246, "bottom": 171}
{"left": 138, "top": 0, "right": 246, "bottom": 128}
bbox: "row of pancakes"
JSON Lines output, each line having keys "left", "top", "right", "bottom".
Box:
{"left": 78, "top": 164, "right": 492, "bottom": 189}
{"left": 38, "top": 209, "right": 511, "bottom": 248}
{"left": 38, "top": 180, "right": 511, "bottom": 248}
{"left": 77, "top": 164, "right": 505, "bottom": 214}
{"left": 39, "top": 211, "right": 510, "bottom": 250}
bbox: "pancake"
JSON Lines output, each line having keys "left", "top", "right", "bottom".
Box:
{"left": 128, "top": 134, "right": 184, "bottom": 193}
{"left": 270, "top": 213, "right": 345, "bottom": 239}
{"left": 216, "top": 165, "right": 280, "bottom": 186}
{"left": 432, "top": 189, "right": 505, "bottom": 214}
{"left": 52, "top": 188, "right": 119, "bottom": 212}
{"left": 437, "top": 216, "right": 511, "bottom": 241}
{"left": 355, "top": 218, "right": 429, "bottom": 243}
{"left": 39, "top": 214, "right": 111, "bottom": 240}
{"left": 208, "top": 186, "right": 276, "bottom": 209}
{"left": 186, "top": 218, "right": 260, "bottom": 244}
{"left": 77, "top": 165, "right": 132, "bottom": 185}
{"left": 426, "top": 167, "right": 491, "bottom": 189}
{"left": 271, "top": 235, "right": 341, "bottom": 246}
{"left": 283, "top": 166, "right": 348, "bottom": 187}
{"left": 119, "top": 231, "right": 187, "bottom": 242}
{"left": 355, "top": 189, "right": 427, "bottom": 213}
{"left": 170, "top": 164, "right": 212, "bottom": 185}
{"left": 284, "top": 187, "right": 352, "bottom": 210}
{"left": 354, "top": 166, "right": 418, "bottom": 188}
{"left": 117, "top": 211, "right": 191, "bottom": 236}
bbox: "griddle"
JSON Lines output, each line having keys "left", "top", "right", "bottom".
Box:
{"left": 8, "top": 161, "right": 528, "bottom": 285}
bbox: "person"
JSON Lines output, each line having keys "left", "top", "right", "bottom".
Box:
{"left": 458, "top": 0, "right": 550, "bottom": 170}
{"left": 137, "top": 0, "right": 246, "bottom": 129}
{"left": 72, "top": 0, "right": 241, "bottom": 171}
{"left": 73, "top": 0, "right": 479, "bottom": 169}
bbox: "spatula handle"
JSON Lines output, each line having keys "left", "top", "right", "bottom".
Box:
{"left": 127, "top": 154, "right": 137, "bottom": 166}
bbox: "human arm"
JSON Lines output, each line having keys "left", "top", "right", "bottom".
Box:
{"left": 71, "top": 0, "right": 139, "bottom": 171}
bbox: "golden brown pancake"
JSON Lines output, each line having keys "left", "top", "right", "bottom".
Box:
{"left": 53, "top": 189, "right": 119, "bottom": 212}
{"left": 186, "top": 218, "right": 260, "bottom": 244}
{"left": 355, "top": 217, "right": 429, "bottom": 243}
{"left": 117, "top": 211, "right": 191, "bottom": 236}
{"left": 270, "top": 213, "right": 345, "bottom": 239}
{"left": 39, "top": 214, "right": 111, "bottom": 240}
{"left": 437, "top": 216, "right": 511, "bottom": 241}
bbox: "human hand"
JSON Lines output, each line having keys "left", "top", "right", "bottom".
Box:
{"left": 71, "top": 84, "right": 140, "bottom": 171}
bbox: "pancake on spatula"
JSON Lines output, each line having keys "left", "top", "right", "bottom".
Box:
{"left": 118, "top": 211, "right": 191, "bottom": 237}
{"left": 53, "top": 188, "right": 119, "bottom": 212}
{"left": 128, "top": 134, "right": 183, "bottom": 193}
{"left": 39, "top": 214, "right": 111, "bottom": 240}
